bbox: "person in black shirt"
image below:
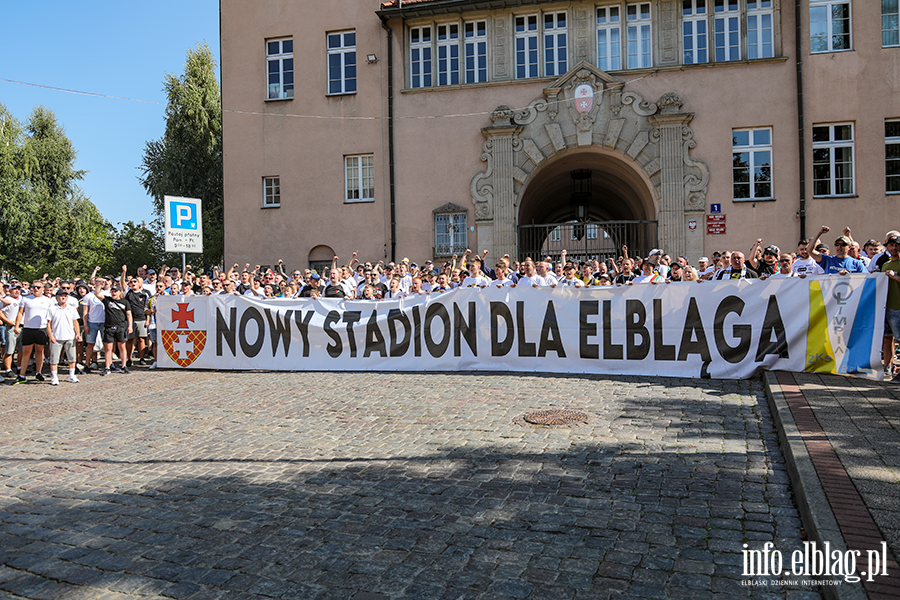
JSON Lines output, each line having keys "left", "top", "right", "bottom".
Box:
{"left": 97, "top": 282, "right": 132, "bottom": 376}
{"left": 125, "top": 277, "right": 151, "bottom": 366}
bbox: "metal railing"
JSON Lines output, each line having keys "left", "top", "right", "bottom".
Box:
{"left": 518, "top": 220, "right": 658, "bottom": 264}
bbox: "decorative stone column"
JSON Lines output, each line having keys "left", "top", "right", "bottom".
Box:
{"left": 471, "top": 106, "right": 522, "bottom": 259}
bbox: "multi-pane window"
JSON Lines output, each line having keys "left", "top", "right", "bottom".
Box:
{"left": 437, "top": 24, "right": 460, "bottom": 86}
{"left": 515, "top": 15, "right": 540, "bottom": 78}
{"left": 884, "top": 0, "right": 899, "bottom": 47}
{"left": 810, "top": 1, "right": 851, "bottom": 53}
{"left": 812, "top": 124, "right": 854, "bottom": 197}
{"left": 732, "top": 128, "right": 773, "bottom": 201}
{"left": 626, "top": 3, "right": 653, "bottom": 68}
{"left": 747, "top": 1, "right": 774, "bottom": 59}
{"left": 410, "top": 26, "right": 433, "bottom": 88}
{"left": 597, "top": 6, "right": 623, "bottom": 71}
{"left": 465, "top": 21, "right": 488, "bottom": 83}
{"left": 327, "top": 32, "right": 357, "bottom": 95}
{"left": 714, "top": 0, "right": 740, "bottom": 61}
{"left": 345, "top": 155, "right": 374, "bottom": 203}
{"left": 886, "top": 121, "right": 900, "bottom": 193}
{"left": 266, "top": 39, "right": 293, "bottom": 100}
{"left": 435, "top": 213, "right": 467, "bottom": 256}
{"left": 544, "top": 12, "right": 568, "bottom": 77}
{"left": 683, "top": 1, "right": 709, "bottom": 65}
{"left": 263, "top": 177, "right": 280, "bottom": 208}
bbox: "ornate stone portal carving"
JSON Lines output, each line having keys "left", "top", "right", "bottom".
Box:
{"left": 470, "top": 62, "right": 710, "bottom": 259}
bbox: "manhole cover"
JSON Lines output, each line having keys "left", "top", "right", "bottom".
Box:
{"left": 523, "top": 409, "right": 589, "bottom": 426}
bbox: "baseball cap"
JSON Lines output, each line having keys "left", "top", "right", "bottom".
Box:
{"left": 147, "top": 269, "right": 156, "bottom": 274}
{"left": 764, "top": 245, "right": 780, "bottom": 256}
{"left": 564, "top": 263, "right": 576, "bottom": 270}
{"left": 834, "top": 235, "right": 851, "bottom": 245}
{"left": 699, "top": 256, "right": 709, "bottom": 263}
{"left": 110, "top": 285, "right": 121, "bottom": 291}
{"left": 55, "top": 288, "right": 69, "bottom": 296}
{"left": 309, "top": 273, "right": 321, "bottom": 280}
{"left": 886, "top": 236, "right": 900, "bottom": 245}
{"left": 649, "top": 249, "right": 662, "bottom": 256}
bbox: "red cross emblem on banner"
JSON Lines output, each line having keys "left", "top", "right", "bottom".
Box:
{"left": 162, "top": 303, "right": 206, "bottom": 367}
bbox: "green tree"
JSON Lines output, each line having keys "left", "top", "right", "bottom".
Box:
{"left": 111, "top": 220, "right": 167, "bottom": 272}
{"left": 139, "top": 42, "right": 223, "bottom": 268}
{"left": 0, "top": 103, "right": 114, "bottom": 280}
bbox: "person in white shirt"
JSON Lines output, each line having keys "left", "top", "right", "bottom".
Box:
{"left": 535, "top": 260, "right": 559, "bottom": 285}
{"left": 697, "top": 257, "right": 716, "bottom": 280}
{"left": 461, "top": 257, "right": 491, "bottom": 287}
{"left": 767, "top": 254, "right": 797, "bottom": 279}
{"left": 514, "top": 259, "right": 548, "bottom": 287}
{"left": 492, "top": 262, "right": 515, "bottom": 287}
{"left": 397, "top": 262, "right": 413, "bottom": 293}
{"left": 647, "top": 249, "right": 670, "bottom": 280}
{"left": 384, "top": 277, "right": 404, "bottom": 299}
{"left": 46, "top": 289, "right": 81, "bottom": 385}
{"left": 558, "top": 264, "right": 585, "bottom": 287}
{"left": 631, "top": 261, "right": 660, "bottom": 284}
{"left": 10, "top": 281, "right": 53, "bottom": 385}
{"left": 1, "top": 284, "right": 22, "bottom": 378}
{"left": 791, "top": 238, "right": 822, "bottom": 277}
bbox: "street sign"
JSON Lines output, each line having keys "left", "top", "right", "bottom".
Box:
{"left": 710, "top": 203, "right": 722, "bottom": 214}
{"left": 164, "top": 196, "right": 203, "bottom": 254}
{"left": 707, "top": 214, "right": 726, "bottom": 235}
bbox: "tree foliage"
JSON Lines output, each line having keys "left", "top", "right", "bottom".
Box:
{"left": 0, "top": 103, "right": 115, "bottom": 281}
{"left": 139, "top": 42, "right": 223, "bottom": 268}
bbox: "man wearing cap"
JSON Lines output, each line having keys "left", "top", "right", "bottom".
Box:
{"left": 697, "top": 257, "right": 715, "bottom": 280}
{"left": 647, "top": 249, "right": 670, "bottom": 280}
{"left": 297, "top": 274, "right": 322, "bottom": 298}
{"left": 143, "top": 268, "right": 157, "bottom": 295}
{"left": 95, "top": 280, "right": 133, "bottom": 376}
{"left": 809, "top": 226, "right": 866, "bottom": 274}
{"left": 867, "top": 230, "right": 900, "bottom": 273}
{"left": 558, "top": 263, "right": 585, "bottom": 287}
{"left": 880, "top": 235, "right": 900, "bottom": 380}
{"left": 46, "top": 289, "right": 81, "bottom": 385}
{"left": 1, "top": 283, "right": 22, "bottom": 378}
{"left": 747, "top": 239, "right": 780, "bottom": 277}
{"left": 10, "top": 281, "right": 53, "bottom": 384}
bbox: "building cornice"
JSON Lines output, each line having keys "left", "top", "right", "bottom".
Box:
{"left": 377, "top": 0, "right": 550, "bottom": 20}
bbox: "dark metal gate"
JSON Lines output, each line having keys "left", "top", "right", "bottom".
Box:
{"left": 518, "top": 220, "right": 658, "bottom": 264}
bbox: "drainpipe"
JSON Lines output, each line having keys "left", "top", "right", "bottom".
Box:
{"left": 795, "top": 0, "right": 807, "bottom": 240}
{"left": 380, "top": 15, "right": 397, "bottom": 263}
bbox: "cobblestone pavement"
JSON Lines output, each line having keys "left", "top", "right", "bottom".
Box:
{"left": 0, "top": 369, "right": 821, "bottom": 599}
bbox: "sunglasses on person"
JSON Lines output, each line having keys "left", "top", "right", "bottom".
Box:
{"left": 834, "top": 242, "right": 849, "bottom": 247}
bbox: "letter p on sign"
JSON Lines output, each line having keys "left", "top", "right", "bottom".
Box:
{"left": 171, "top": 202, "right": 197, "bottom": 229}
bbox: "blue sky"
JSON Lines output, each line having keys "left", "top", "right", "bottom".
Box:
{"left": 0, "top": 1, "right": 220, "bottom": 229}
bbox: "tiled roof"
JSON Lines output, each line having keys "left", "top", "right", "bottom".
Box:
{"left": 380, "top": 0, "right": 441, "bottom": 8}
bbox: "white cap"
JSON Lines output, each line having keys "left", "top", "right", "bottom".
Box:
{"left": 649, "top": 248, "right": 662, "bottom": 256}
{"left": 699, "top": 256, "right": 709, "bottom": 262}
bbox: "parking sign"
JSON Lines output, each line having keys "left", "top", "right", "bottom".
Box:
{"left": 164, "top": 196, "right": 203, "bottom": 253}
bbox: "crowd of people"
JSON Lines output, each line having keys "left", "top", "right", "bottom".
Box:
{"left": 3, "top": 225, "right": 900, "bottom": 384}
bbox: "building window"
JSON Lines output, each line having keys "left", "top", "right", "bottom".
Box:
{"left": 550, "top": 226, "right": 561, "bottom": 242}
{"left": 266, "top": 38, "right": 293, "bottom": 100}
{"left": 683, "top": 1, "right": 708, "bottom": 65}
{"left": 515, "top": 15, "right": 540, "bottom": 78}
{"left": 885, "top": 0, "right": 900, "bottom": 47}
{"left": 587, "top": 224, "right": 599, "bottom": 240}
{"left": 327, "top": 31, "right": 357, "bottom": 95}
{"left": 437, "top": 24, "right": 460, "bottom": 86}
{"left": 747, "top": 1, "right": 774, "bottom": 59}
{"left": 813, "top": 124, "right": 854, "bottom": 197}
{"left": 713, "top": 0, "right": 740, "bottom": 61}
{"left": 410, "top": 26, "right": 433, "bottom": 88}
{"left": 810, "top": 1, "right": 851, "bottom": 53}
{"left": 464, "top": 20, "right": 488, "bottom": 83}
{"left": 435, "top": 212, "right": 467, "bottom": 256}
{"left": 544, "top": 12, "right": 568, "bottom": 77}
{"left": 263, "top": 177, "right": 281, "bottom": 208}
{"left": 597, "top": 6, "right": 622, "bottom": 70}
{"left": 345, "top": 155, "right": 374, "bottom": 203}
{"left": 732, "top": 128, "right": 772, "bottom": 201}
{"left": 626, "top": 3, "right": 653, "bottom": 68}
{"left": 887, "top": 121, "right": 900, "bottom": 193}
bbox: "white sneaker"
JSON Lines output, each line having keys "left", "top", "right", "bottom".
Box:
{"left": 50, "top": 378, "right": 59, "bottom": 386}
{"left": 67, "top": 375, "right": 79, "bottom": 383}
{"left": 149, "top": 362, "right": 157, "bottom": 370}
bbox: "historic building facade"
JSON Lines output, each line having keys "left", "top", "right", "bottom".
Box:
{"left": 221, "top": 0, "right": 900, "bottom": 268}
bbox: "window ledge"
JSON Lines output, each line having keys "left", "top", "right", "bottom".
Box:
{"left": 344, "top": 199, "right": 375, "bottom": 204}
{"left": 261, "top": 204, "right": 281, "bottom": 209}
{"left": 813, "top": 195, "right": 858, "bottom": 199}
{"left": 265, "top": 97, "right": 293, "bottom": 102}
{"left": 733, "top": 197, "right": 776, "bottom": 203}
{"left": 887, "top": 191, "right": 900, "bottom": 196}
{"left": 811, "top": 49, "right": 855, "bottom": 55}
{"left": 326, "top": 92, "right": 357, "bottom": 98}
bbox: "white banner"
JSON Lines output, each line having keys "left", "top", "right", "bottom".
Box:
{"left": 157, "top": 275, "right": 887, "bottom": 380}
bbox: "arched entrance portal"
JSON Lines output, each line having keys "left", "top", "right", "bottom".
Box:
{"left": 517, "top": 149, "right": 657, "bottom": 263}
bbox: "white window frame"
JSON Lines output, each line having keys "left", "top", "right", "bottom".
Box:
{"left": 549, "top": 226, "right": 561, "bottom": 242}
{"left": 543, "top": 12, "right": 568, "bottom": 77}
{"left": 410, "top": 26, "right": 433, "bottom": 88}
{"left": 327, "top": 31, "right": 357, "bottom": 95}
{"left": 263, "top": 177, "right": 281, "bottom": 208}
{"left": 747, "top": 1, "right": 774, "bottom": 59}
{"left": 344, "top": 155, "right": 375, "bottom": 203}
{"left": 434, "top": 212, "right": 468, "bottom": 256}
{"left": 626, "top": 3, "right": 653, "bottom": 69}
{"left": 683, "top": 0, "right": 709, "bottom": 65}
{"left": 812, "top": 123, "right": 855, "bottom": 197}
{"left": 266, "top": 38, "right": 293, "bottom": 100}
{"left": 886, "top": 120, "right": 900, "bottom": 194}
{"left": 437, "top": 24, "right": 461, "bottom": 86}
{"left": 732, "top": 128, "right": 773, "bottom": 201}
{"left": 810, "top": 1, "right": 851, "bottom": 54}
{"left": 515, "top": 14, "right": 540, "bottom": 78}
{"left": 883, "top": 0, "right": 899, "bottom": 47}
{"left": 713, "top": 0, "right": 741, "bottom": 62}
{"left": 597, "top": 6, "right": 623, "bottom": 71}
{"left": 464, "top": 20, "right": 488, "bottom": 83}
